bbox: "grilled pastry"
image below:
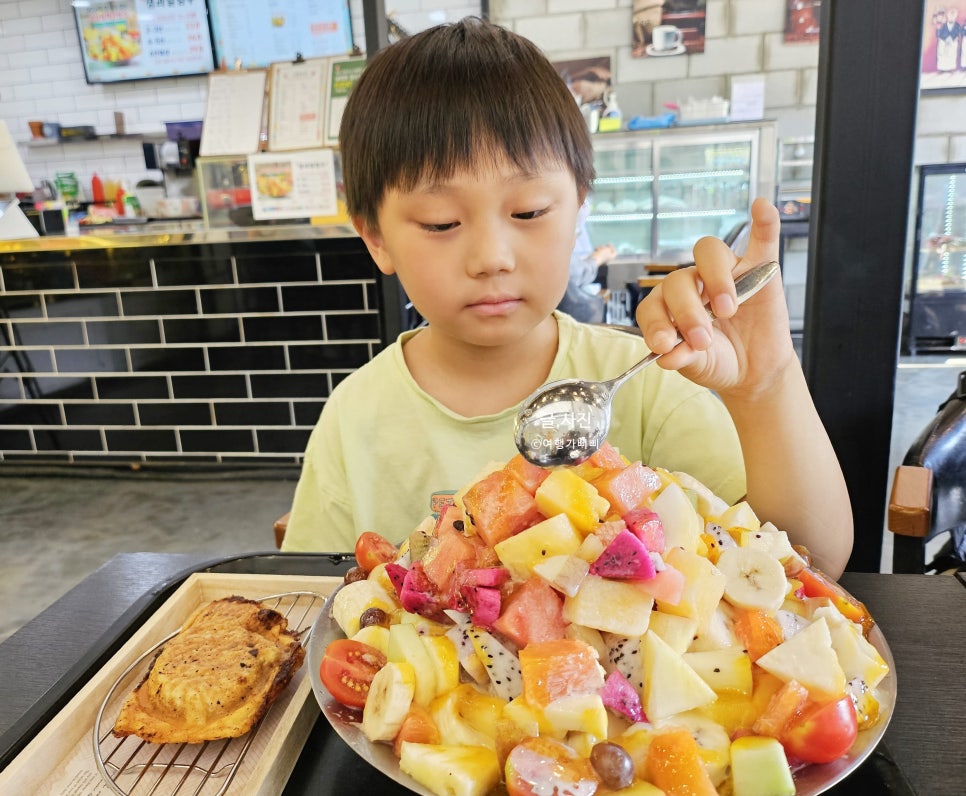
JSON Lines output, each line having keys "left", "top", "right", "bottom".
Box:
{"left": 113, "top": 595, "right": 305, "bottom": 744}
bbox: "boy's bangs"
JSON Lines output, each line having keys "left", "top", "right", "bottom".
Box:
{"left": 390, "top": 88, "right": 585, "bottom": 192}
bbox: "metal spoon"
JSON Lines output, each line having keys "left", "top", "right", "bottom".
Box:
{"left": 514, "top": 260, "right": 780, "bottom": 467}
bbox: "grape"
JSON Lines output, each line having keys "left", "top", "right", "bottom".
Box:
{"left": 343, "top": 566, "right": 367, "bottom": 584}
{"left": 359, "top": 607, "right": 390, "bottom": 628}
{"left": 590, "top": 742, "right": 634, "bottom": 790}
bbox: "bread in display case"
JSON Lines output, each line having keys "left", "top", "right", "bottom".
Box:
{"left": 585, "top": 120, "right": 776, "bottom": 267}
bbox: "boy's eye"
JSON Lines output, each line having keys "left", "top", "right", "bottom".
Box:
{"left": 512, "top": 208, "right": 548, "bottom": 220}
{"left": 421, "top": 221, "right": 458, "bottom": 232}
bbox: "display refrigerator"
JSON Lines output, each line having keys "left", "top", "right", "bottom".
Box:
{"left": 585, "top": 120, "right": 776, "bottom": 267}
{"left": 906, "top": 163, "right": 966, "bottom": 354}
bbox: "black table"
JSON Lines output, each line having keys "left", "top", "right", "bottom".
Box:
{"left": 1, "top": 552, "right": 964, "bottom": 795}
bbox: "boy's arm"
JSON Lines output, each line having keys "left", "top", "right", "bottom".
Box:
{"left": 635, "top": 198, "right": 853, "bottom": 577}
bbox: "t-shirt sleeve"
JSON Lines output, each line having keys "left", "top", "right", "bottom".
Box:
{"left": 280, "top": 405, "right": 358, "bottom": 554}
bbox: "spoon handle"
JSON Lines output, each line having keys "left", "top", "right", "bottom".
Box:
{"left": 604, "top": 260, "right": 780, "bottom": 393}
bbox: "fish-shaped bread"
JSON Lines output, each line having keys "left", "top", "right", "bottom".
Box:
{"left": 113, "top": 595, "right": 305, "bottom": 744}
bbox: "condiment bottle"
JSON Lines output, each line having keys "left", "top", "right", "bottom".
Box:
{"left": 91, "top": 173, "right": 104, "bottom": 203}
{"left": 114, "top": 183, "right": 126, "bottom": 215}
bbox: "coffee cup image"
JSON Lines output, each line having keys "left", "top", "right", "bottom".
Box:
{"left": 652, "top": 25, "right": 683, "bottom": 51}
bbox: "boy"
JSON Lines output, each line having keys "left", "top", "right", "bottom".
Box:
{"left": 281, "top": 18, "right": 853, "bottom": 577}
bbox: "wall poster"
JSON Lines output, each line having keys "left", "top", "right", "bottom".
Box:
{"left": 632, "top": 0, "right": 706, "bottom": 59}
{"left": 922, "top": 2, "right": 966, "bottom": 93}
{"left": 784, "top": 1, "right": 821, "bottom": 44}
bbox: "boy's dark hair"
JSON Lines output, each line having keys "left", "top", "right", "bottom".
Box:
{"left": 339, "top": 17, "right": 595, "bottom": 231}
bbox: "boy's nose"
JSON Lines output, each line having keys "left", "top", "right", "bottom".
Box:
{"left": 465, "top": 225, "right": 515, "bottom": 277}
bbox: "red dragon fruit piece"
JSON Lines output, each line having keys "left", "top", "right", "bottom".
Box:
{"left": 384, "top": 562, "right": 408, "bottom": 598}
{"left": 399, "top": 561, "right": 445, "bottom": 619}
{"left": 459, "top": 567, "right": 511, "bottom": 589}
{"left": 590, "top": 529, "right": 657, "bottom": 581}
{"left": 462, "top": 585, "right": 502, "bottom": 628}
{"left": 599, "top": 668, "right": 645, "bottom": 723}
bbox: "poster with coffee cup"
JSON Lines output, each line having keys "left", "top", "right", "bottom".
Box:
{"left": 633, "top": 0, "right": 705, "bottom": 58}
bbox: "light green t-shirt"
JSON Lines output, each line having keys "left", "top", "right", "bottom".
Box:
{"left": 281, "top": 312, "right": 745, "bottom": 553}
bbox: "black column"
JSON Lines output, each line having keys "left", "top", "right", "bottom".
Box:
{"left": 805, "top": 0, "right": 924, "bottom": 571}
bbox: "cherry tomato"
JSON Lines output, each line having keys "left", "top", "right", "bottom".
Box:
{"left": 354, "top": 531, "right": 398, "bottom": 573}
{"left": 780, "top": 695, "right": 858, "bottom": 764}
{"left": 319, "top": 638, "right": 387, "bottom": 709}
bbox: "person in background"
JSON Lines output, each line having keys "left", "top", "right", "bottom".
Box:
{"left": 557, "top": 199, "right": 617, "bottom": 323}
{"left": 280, "top": 18, "right": 853, "bottom": 578}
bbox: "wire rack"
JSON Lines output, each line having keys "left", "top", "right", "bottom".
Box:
{"left": 92, "top": 590, "right": 325, "bottom": 796}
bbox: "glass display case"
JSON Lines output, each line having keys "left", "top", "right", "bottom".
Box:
{"left": 906, "top": 163, "right": 966, "bottom": 353}
{"left": 585, "top": 121, "right": 776, "bottom": 265}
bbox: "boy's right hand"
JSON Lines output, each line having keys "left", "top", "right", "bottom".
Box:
{"left": 634, "top": 197, "right": 796, "bottom": 401}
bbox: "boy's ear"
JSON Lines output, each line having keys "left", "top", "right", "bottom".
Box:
{"left": 352, "top": 216, "right": 395, "bottom": 275}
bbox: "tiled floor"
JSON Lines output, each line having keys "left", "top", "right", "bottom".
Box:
{"left": 1, "top": 355, "right": 963, "bottom": 643}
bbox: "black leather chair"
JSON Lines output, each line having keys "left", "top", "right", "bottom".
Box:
{"left": 888, "top": 371, "right": 966, "bottom": 573}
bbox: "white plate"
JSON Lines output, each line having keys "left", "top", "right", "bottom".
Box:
{"left": 646, "top": 43, "right": 687, "bottom": 57}
{"left": 309, "top": 583, "right": 897, "bottom": 796}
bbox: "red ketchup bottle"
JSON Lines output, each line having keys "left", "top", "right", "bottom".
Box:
{"left": 91, "top": 174, "right": 105, "bottom": 204}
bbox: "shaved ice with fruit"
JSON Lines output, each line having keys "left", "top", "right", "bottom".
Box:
{"left": 318, "top": 443, "right": 890, "bottom": 796}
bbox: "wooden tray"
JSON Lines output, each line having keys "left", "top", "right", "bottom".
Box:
{"left": 0, "top": 572, "right": 343, "bottom": 796}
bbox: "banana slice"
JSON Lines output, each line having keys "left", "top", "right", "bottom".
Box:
{"left": 331, "top": 579, "right": 397, "bottom": 637}
{"left": 716, "top": 546, "right": 787, "bottom": 613}
{"left": 361, "top": 660, "right": 416, "bottom": 742}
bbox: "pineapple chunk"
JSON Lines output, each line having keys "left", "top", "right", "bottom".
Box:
{"left": 534, "top": 469, "right": 609, "bottom": 534}
{"left": 399, "top": 742, "right": 501, "bottom": 796}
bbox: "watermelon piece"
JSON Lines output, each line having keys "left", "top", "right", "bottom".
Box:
{"left": 624, "top": 507, "right": 666, "bottom": 553}
{"left": 590, "top": 529, "right": 657, "bottom": 581}
{"left": 462, "top": 470, "right": 545, "bottom": 548}
{"left": 385, "top": 561, "right": 409, "bottom": 598}
{"left": 503, "top": 453, "right": 551, "bottom": 494}
{"left": 463, "top": 585, "right": 502, "bottom": 628}
{"left": 593, "top": 462, "right": 662, "bottom": 517}
{"left": 600, "top": 668, "right": 645, "bottom": 723}
{"left": 493, "top": 577, "right": 567, "bottom": 648}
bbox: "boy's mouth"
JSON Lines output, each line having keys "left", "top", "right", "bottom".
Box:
{"left": 467, "top": 295, "right": 522, "bottom": 316}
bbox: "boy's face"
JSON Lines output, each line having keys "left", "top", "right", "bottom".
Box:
{"left": 356, "top": 157, "right": 583, "bottom": 349}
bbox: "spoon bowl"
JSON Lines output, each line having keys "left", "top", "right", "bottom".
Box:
{"left": 514, "top": 261, "right": 780, "bottom": 467}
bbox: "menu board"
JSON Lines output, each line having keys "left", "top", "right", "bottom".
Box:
{"left": 73, "top": 0, "right": 215, "bottom": 85}
{"left": 208, "top": 0, "right": 354, "bottom": 70}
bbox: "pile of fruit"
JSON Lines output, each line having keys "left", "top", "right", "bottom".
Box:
{"left": 318, "top": 444, "right": 890, "bottom": 796}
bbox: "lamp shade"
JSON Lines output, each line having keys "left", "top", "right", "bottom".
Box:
{"left": 0, "top": 120, "right": 36, "bottom": 193}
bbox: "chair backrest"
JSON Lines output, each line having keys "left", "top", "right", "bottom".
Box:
{"left": 903, "top": 371, "right": 966, "bottom": 541}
